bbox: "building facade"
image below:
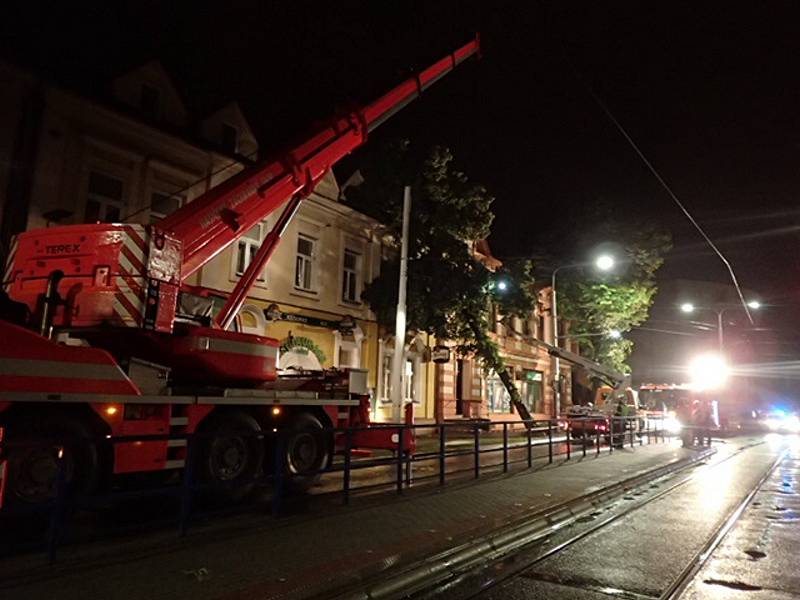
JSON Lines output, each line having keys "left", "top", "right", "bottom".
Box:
{"left": 432, "top": 286, "right": 573, "bottom": 424}
{"left": 0, "top": 59, "right": 395, "bottom": 408}
{"left": 0, "top": 59, "right": 571, "bottom": 425}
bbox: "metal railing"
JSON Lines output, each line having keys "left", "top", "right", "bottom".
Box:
{"left": 0, "top": 414, "right": 677, "bottom": 563}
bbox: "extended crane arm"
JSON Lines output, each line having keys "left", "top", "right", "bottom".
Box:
{"left": 159, "top": 36, "right": 481, "bottom": 283}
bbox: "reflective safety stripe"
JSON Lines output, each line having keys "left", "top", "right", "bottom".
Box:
{"left": 118, "top": 249, "right": 144, "bottom": 279}
{"left": 113, "top": 276, "right": 145, "bottom": 324}
{"left": 123, "top": 225, "right": 148, "bottom": 255}
{"left": 113, "top": 226, "right": 148, "bottom": 327}
{"left": 193, "top": 336, "right": 279, "bottom": 358}
{"left": 0, "top": 460, "right": 7, "bottom": 510}
{"left": 2, "top": 236, "right": 17, "bottom": 291}
{"left": 0, "top": 358, "right": 129, "bottom": 380}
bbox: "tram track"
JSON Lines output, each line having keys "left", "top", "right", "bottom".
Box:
{"left": 409, "top": 438, "right": 778, "bottom": 600}
{"left": 659, "top": 447, "right": 788, "bottom": 600}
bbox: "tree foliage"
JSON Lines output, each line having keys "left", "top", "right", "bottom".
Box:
{"left": 344, "top": 140, "right": 536, "bottom": 374}
{"left": 557, "top": 225, "right": 672, "bottom": 373}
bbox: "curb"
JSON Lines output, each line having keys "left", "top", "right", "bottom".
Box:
{"left": 334, "top": 447, "right": 717, "bottom": 600}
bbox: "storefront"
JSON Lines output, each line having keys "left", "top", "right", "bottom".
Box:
{"left": 486, "top": 368, "right": 545, "bottom": 416}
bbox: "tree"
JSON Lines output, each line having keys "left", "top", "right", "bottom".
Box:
{"left": 344, "top": 139, "right": 537, "bottom": 418}
{"left": 557, "top": 225, "right": 672, "bottom": 373}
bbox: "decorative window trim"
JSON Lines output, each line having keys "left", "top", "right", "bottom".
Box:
{"left": 333, "top": 324, "right": 364, "bottom": 369}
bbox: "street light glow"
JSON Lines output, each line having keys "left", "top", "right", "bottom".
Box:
{"left": 595, "top": 254, "right": 615, "bottom": 271}
{"left": 680, "top": 302, "right": 695, "bottom": 313}
{"left": 747, "top": 300, "right": 761, "bottom": 309}
{"left": 496, "top": 280, "right": 508, "bottom": 291}
{"left": 688, "top": 353, "right": 730, "bottom": 391}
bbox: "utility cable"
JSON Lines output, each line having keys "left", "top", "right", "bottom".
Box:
{"left": 121, "top": 149, "right": 259, "bottom": 222}
{"left": 557, "top": 47, "right": 754, "bottom": 324}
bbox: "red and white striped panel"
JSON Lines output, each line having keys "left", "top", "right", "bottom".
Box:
{"left": 112, "top": 226, "right": 148, "bottom": 327}
{"left": 2, "top": 235, "right": 17, "bottom": 293}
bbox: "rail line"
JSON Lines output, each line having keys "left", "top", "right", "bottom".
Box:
{"left": 660, "top": 446, "right": 788, "bottom": 600}
{"left": 433, "top": 439, "right": 774, "bottom": 600}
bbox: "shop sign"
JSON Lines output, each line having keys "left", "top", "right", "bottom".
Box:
{"left": 431, "top": 345, "right": 451, "bottom": 364}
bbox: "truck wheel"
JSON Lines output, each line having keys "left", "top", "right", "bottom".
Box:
{"left": 199, "top": 411, "right": 264, "bottom": 501}
{"left": 282, "top": 413, "right": 329, "bottom": 492}
{"left": 5, "top": 415, "right": 98, "bottom": 508}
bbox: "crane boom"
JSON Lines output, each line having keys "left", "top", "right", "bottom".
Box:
{"left": 160, "top": 36, "right": 480, "bottom": 279}
{"left": 3, "top": 36, "right": 480, "bottom": 340}
{"left": 0, "top": 38, "right": 483, "bottom": 510}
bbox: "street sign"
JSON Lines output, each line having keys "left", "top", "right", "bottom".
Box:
{"left": 431, "top": 345, "right": 451, "bottom": 364}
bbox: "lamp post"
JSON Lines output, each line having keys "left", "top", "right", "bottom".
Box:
{"left": 680, "top": 300, "right": 761, "bottom": 352}
{"left": 551, "top": 254, "right": 615, "bottom": 416}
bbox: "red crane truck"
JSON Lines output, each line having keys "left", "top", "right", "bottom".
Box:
{"left": 0, "top": 37, "right": 480, "bottom": 509}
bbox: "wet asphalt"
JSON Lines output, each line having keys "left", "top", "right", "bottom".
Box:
{"left": 475, "top": 434, "right": 799, "bottom": 600}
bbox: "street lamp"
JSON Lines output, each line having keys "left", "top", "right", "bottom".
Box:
{"left": 679, "top": 301, "right": 761, "bottom": 351}
{"left": 551, "top": 253, "right": 616, "bottom": 416}
{"left": 595, "top": 254, "right": 615, "bottom": 272}
{"left": 496, "top": 279, "right": 508, "bottom": 291}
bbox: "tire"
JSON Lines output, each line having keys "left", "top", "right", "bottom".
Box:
{"left": 198, "top": 411, "right": 264, "bottom": 502}
{"left": 280, "top": 413, "right": 330, "bottom": 493}
{"left": 4, "top": 414, "right": 99, "bottom": 509}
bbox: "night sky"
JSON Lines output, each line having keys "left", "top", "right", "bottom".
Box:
{"left": 3, "top": 1, "right": 800, "bottom": 360}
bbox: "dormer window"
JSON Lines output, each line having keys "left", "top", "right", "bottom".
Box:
{"left": 221, "top": 123, "right": 238, "bottom": 154}
{"left": 140, "top": 84, "right": 160, "bottom": 120}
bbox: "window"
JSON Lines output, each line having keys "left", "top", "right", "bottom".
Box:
{"left": 381, "top": 353, "right": 394, "bottom": 402}
{"left": 85, "top": 172, "right": 124, "bottom": 223}
{"left": 487, "top": 369, "right": 538, "bottom": 415}
{"left": 236, "top": 223, "right": 266, "bottom": 281}
{"left": 522, "top": 317, "right": 532, "bottom": 337}
{"left": 404, "top": 359, "right": 417, "bottom": 403}
{"left": 140, "top": 84, "right": 160, "bottom": 120}
{"left": 379, "top": 349, "right": 420, "bottom": 403}
{"left": 295, "top": 234, "right": 316, "bottom": 291}
{"left": 487, "top": 374, "right": 513, "bottom": 414}
{"left": 342, "top": 249, "right": 360, "bottom": 303}
{"left": 221, "top": 123, "right": 238, "bottom": 154}
{"left": 522, "top": 370, "right": 544, "bottom": 413}
{"left": 238, "top": 306, "right": 266, "bottom": 336}
{"left": 149, "top": 191, "right": 183, "bottom": 223}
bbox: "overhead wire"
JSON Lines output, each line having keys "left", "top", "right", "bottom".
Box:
{"left": 572, "top": 77, "right": 755, "bottom": 322}
{"left": 121, "top": 149, "right": 259, "bottom": 223}
{"left": 536, "top": 1, "right": 754, "bottom": 324}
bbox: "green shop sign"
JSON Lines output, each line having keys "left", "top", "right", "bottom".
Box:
{"left": 264, "top": 303, "right": 355, "bottom": 334}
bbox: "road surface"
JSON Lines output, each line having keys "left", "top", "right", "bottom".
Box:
{"left": 433, "top": 434, "right": 799, "bottom": 599}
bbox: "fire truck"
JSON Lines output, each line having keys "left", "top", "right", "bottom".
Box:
{"left": 0, "top": 37, "right": 480, "bottom": 509}
{"left": 638, "top": 383, "right": 692, "bottom": 434}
